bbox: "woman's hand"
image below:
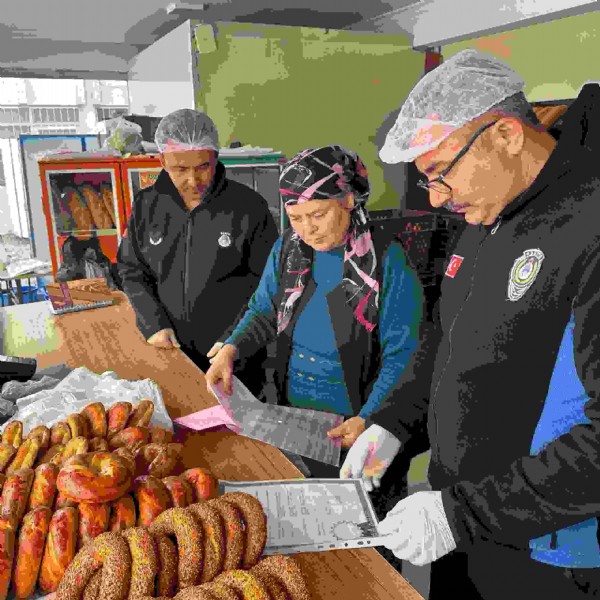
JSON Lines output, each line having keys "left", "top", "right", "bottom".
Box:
{"left": 205, "top": 344, "right": 237, "bottom": 396}
{"left": 327, "top": 416, "right": 366, "bottom": 449}
{"left": 147, "top": 328, "right": 180, "bottom": 349}
{"left": 206, "top": 342, "right": 224, "bottom": 364}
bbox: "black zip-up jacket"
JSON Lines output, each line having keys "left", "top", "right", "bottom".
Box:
{"left": 117, "top": 162, "right": 278, "bottom": 358}
{"left": 370, "top": 84, "right": 600, "bottom": 554}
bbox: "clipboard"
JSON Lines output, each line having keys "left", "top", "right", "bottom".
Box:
{"left": 46, "top": 280, "right": 114, "bottom": 315}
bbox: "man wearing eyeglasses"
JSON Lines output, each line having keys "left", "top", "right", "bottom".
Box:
{"left": 339, "top": 50, "right": 600, "bottom": 598}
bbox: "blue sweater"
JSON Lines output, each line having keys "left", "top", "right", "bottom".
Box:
{"left": 227, "top": 237, "right": 421, "bottom": 418}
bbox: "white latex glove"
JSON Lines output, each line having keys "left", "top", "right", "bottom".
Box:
{"left": 339, "top": 424, "right": 401, "bottom": 492}
{"left": 377, "top": 491, "right": 457, "bottom": 566}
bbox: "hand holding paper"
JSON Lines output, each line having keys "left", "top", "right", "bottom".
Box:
{"left": 339, "top": 424, "right": 401, "bottom": 491}
{"left": 205, "top": 344, "right": 237, "bottom": 395}
{"left": 327, "top": 416, "right": 366, "bottom": 448}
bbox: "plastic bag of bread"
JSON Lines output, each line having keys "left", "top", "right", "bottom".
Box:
{"left": 3, "top": 367, "right": 172, "bottom": 438}
{"left": 64, "top": 187, "right": 94, "bottom": 233}
{"left": 79, "top": 185, "right": 114, "bottom": 230}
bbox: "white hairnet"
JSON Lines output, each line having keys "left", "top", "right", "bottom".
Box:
{"left": 155, "top": 108, "right": 220, "bottom": 153}
{"left": 380, "top": 49, "right": 526, "bottom": 164}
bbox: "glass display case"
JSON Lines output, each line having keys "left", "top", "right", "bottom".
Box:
{"left": 119, "top": 157, "right": 162, "bottom": 223}
{"left": 39, "top": 157, "right": 125, "bottom": 275}
{"left": 39, "top": 155, "right": 286, "bottom": 277}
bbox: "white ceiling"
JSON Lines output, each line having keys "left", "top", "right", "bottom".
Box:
{"left": 0, "top": 0, "right": 597, "bottom": 79}
{"left": 0, "top": 0, "right": 422, "bottom": 79}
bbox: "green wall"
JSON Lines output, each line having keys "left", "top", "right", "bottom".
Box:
{"left": 193, "top": 23, "right": 424, "bottom": 210}
{"left": 445, "top": 11, "right": 600, "bottom": 101}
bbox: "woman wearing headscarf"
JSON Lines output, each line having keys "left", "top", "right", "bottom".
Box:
{"left": 206, "top": 145, "right": 422, "bottom": 496}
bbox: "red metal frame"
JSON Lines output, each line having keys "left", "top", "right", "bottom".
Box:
{"left": 39, "top": 156, "right": 128, "bottom": 275}
{"left": 119, "top": 156, "right": 161, "bottom": 227}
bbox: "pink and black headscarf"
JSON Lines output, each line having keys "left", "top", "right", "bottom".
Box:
{"left": 278, "top": 145, "right": 379, "bottom": 335}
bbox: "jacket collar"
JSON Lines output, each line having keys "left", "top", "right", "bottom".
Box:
{"left": 492, "top": 84, "right": 600, "bottom": 225}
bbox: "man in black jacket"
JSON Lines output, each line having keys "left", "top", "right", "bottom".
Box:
{"left": 341, "top": 51, "right": 600, "bottom": 598}
{"left": 117, "top": 109, "right": 277, "bottom": 390}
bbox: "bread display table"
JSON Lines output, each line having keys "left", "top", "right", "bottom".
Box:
{"left": 0, "top": 291, "right": 424, "bottom": 600}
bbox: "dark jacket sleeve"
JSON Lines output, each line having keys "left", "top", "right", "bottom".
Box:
{"left": 217, "top": 202, "right": 278, "bottom": 343}
{"left": 223, "top": 238, "right": 282, "bottom": 361}
{"left": 442, "top": 244, "right": 600, "bottom": 551}
{"left": 116, "top": 204, "right": 173, "bottom": 339}
{"left": 367, "top": 303, "right": 442, "bottom": 452}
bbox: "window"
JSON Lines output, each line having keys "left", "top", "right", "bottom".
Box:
{"left": 0, "top": 107, "right": 31, "bottom": 135}
{"left": 0, "top": 149, "right": 5, "bottom": 187}
{"left": 96, "top": 106, "right": 128, "bottom": 122}
{"left": 0, "top": 105, "right": 81, "bottom": 136}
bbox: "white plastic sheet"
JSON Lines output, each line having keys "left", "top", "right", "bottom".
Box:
{"left": 5, "top": 366, "right": 172, "bottom": 434}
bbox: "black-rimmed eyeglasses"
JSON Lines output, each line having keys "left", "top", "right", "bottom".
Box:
{"left": 416, "top": 121, "right": 498, "bottom": 195}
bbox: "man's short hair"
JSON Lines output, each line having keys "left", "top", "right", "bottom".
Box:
{"left": 488, "top": 92, "right": 542, "bottom": 129}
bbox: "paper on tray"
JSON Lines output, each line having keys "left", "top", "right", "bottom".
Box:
{"left": 219, "top": 479, "right": 388, "bottom": 555}
{"left": 174, "top": 403, "right": 242, "bottom": 433}
{"left": 3, "top": 366, "right": 172, "bottom": 433}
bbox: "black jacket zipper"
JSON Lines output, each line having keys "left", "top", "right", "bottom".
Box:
{"left": 183, "top": 215, "right": 193, "bottom": 320}
{"left": 430, "top": 217, "right": 502, "bottom": 463}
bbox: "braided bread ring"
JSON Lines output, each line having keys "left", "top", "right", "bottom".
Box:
{"left": 28, "top": 463, "right": 59, "bottom": 510}
{"left": 1, "top": 467, "right": 34, "bottom": 527}
{"left": 181, "top": 468, "right": 217, "bottom": 502}
{"left": 127, "top": 400, "right": 154, "bottom": 428}
{"left": 107, "top": 402, "right": 132, "bottom": 437}
{"left": 13, "top": 506, "right": 52, "bottom": 599}
{"left": 38, "top": 444, "right": 64, "bottom": 466}
{"left": 66, "top": 413, "right": 88, "bottom": 439}
{"left": 148, "top": 507, "right": 203, "bottom": 590}
{"left": 50, "top": 421, "right": 71, "bottom": 446}
{"left": 109, "top": 427, "right": 150, "bottom": 452}
{"left": 6, "top": 438, "right": 39, "bottom": 474}
{"left": 0, "top": 444, "right": 16, "bottom": 473}
{"left": 27, "top": 425, "right": 50, "bottom": 452}
{"left": 0, "top": 518, "right": 16, "bottom": 600}
{"left": 133, "top": 476, "right": 171, "bottom": 527}
{"left": 109, "top": 495, "right": 137, "bottom": 532}
{"left": 78, "top": 502, "right": 111, "bottom": 549}
{"left": 57, "top": 452, "right": 132, "bottom": 503}
{"left": 89, "top": 437, "right": 110, "bottom": 452}
{"left": 150, "top": 426, "right": 173, "bottom": 444}
{"left": 2, "top": 420, "right": 23, "bottom": 448}
{"left": 39, "top": 507, "right": 78, "bottom": 594}
{"left": 80, "top": 402, "right": 107, "bottom": 438}
{"left": 162, "top": 476, "right": 193, "bottom": 508}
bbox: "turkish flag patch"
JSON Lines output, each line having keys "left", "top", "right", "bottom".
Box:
{"left": 445, "top": 254, "right": 464, "bottom": 279}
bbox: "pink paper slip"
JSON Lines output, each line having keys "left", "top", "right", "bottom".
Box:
{"left": 174, "top": 404, "right": 242, "bottom": 433}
